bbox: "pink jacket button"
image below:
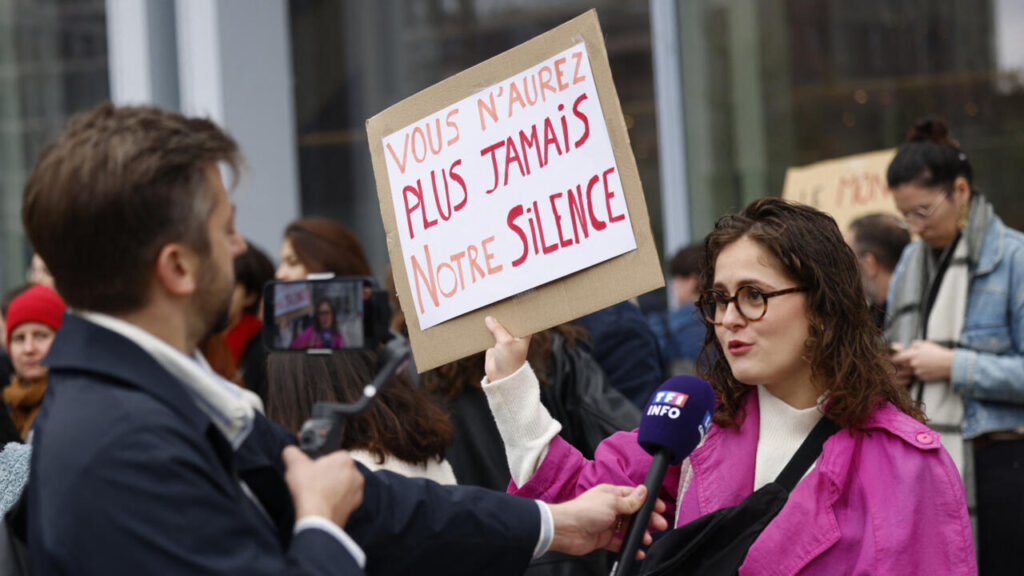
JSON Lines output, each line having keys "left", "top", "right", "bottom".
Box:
{"left": 916, "top": 433, "right": 933, "bottom": 444}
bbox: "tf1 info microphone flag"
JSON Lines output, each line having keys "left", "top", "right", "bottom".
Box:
{"left": 611, "top": 376, "right": 715, "bottom": 576}
{"left": 638, "top": 376, "right": 715, "bottom": 464}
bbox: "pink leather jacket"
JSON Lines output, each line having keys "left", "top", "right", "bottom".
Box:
{"left": 510, "top": 391, "right": 976, "bottom": 575}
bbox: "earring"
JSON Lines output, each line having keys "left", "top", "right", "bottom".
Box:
{"left": 958, "top": 202, "right": 969, "bottom": 230}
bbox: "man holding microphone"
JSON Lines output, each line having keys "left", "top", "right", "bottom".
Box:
{"left": 20, "top": 103, "right": 659, "bottom": 575}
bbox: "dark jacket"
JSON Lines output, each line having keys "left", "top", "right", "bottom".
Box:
{"left": 28, "top": 314, "right": 540, "bottom": 575}
{"left": 576, "top": 302, "right": 664, "bottom": 408}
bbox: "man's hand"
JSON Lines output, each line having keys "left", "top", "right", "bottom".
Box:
{"left": 891, "top": 340, "right": 954, "bottom": 383}
{"left": 282, "top": 446, "right": 364, "bottom": 528}
{"left": 484, "top": 316, "right": 531, "bottom": 382}
{"left": 548, "top": 484, "right": 668, "bottom": 558}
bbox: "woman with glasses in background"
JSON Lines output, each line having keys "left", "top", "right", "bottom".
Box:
{"left": 481, "top": 197, "right": 974, "bottom": 574}
{"left": 290, "top": 297, "right": 346, "bottom": 350}
{"left": 886, "top": 118, "right": 1024, "bottom": 574}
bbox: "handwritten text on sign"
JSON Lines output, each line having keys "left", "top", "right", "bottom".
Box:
{"left": 781, "top": 149, "right": 899, "bottom": 235}
{"left": 383, "top": 44, "right": 636, "bottom": 329}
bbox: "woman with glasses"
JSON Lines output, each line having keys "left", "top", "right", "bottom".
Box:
{"left": 290, "top": 298, "right": 346, "bottom": 349}
{"left": 481, "top": 197, "right": 974, "bottom": 574}
{"left": 886, "top": 118, "right": 1024, "bottom": 574}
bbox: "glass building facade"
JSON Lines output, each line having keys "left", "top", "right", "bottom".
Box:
{"left": 1, "top": 0, "right": 1024, "bottom": 297}
{"left": 678, "top": 0, "right": 1024, "bottom": 238}
{"left": 289, "top": 0, "right": 661, "bottom": 273}
{"left": 0, "top": 0, "right": 109, "bottom": 292}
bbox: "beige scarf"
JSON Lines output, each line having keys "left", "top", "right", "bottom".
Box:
{"left": 920, "top": 235, "right": 969, "bottom": 473}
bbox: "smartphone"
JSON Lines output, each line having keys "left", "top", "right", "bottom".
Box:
{"left": 262, "top": 276, "right": 391, "bottom": 352}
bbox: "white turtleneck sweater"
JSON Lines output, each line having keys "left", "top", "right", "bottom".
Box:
{"left": 753, "top": 386, "right": 823, "bottom": 490}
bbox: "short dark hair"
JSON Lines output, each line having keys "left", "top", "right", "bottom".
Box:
{"left": 669, "top": 244, "right": 703, "bottom": 278}
{"left": 284, "top": 217, "right": 372, "bottom": 277}
{"left": 848, "top": 213, "right": 911, "bottom": 272}
{"left": 887, "top": 117, "right": 972, "bottom": 193}
{"left": 234, "top": 241, "right": 275, "bottom": 315}
{"left": 22, "top": 103, "right": 241, "bottom": 314}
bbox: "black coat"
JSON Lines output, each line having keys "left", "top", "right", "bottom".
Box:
{"left": 28, "top": 314, "right": 540, "bottom": 575}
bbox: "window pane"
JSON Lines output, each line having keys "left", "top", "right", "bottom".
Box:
{"left": 289, "top": 0, "right": 661, "bottom": 274}
{"left": 0, "top": 0, "right": 109, "bottom": 292}
{"left": 680, "top": 0, "right": 1024, "bottom": 238}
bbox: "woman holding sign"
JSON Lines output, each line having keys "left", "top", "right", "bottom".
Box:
{"left": 885, "top": 118, "right": 1024, "bottom": 573}
{"left": 481, "top": 198, "right": 974, "bottom": 574}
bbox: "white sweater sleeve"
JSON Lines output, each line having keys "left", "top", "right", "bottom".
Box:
{"left": 481, "top": 361, "right": 562, "bottom": 487}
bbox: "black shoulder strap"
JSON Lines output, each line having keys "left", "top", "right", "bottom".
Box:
{"left": 773, "top": 416, "right": 840, "bottom": 493}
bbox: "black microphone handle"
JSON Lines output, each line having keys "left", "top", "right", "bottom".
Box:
{"left": 611, "top": 449, "right": 670, "bottom": 576}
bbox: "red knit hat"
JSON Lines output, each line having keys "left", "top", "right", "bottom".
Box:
{"left": 5, "top": 285, "right": 66, "bottom": 346}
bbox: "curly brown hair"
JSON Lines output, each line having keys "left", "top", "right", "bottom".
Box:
{"left": 698, "top": 197, "right": 924, "bottom": 430}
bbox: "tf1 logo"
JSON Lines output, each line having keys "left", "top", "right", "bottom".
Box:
{"left": 646, "top": 391, "right": 689, "bottom": 419}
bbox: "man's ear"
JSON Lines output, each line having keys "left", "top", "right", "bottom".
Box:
{"left": 154, "top": 243, "right": 199, "bottom": 297}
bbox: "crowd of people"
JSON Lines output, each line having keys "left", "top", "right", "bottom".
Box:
{"left": 0, "top": 100, "right": 1019, "bottom": 575}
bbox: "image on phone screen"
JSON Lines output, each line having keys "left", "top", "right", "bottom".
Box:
{"left": 270, "top": 280, "right": 365, "bottom": 350}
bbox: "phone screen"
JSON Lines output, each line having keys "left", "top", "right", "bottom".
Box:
{"left": 264, "top": 278, "right": 367, "bottom": 351}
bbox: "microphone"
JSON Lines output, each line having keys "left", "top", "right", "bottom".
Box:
{"left": 610, "top": 376, "right": 715, "bottom": 576}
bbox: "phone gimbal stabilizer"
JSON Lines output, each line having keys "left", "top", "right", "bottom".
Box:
{"left": 298, "top": 337, "right": 411, "bottom": 457}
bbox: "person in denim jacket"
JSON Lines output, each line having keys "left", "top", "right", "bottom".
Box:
{"left": 886, "top": 118, "right": 1024, "bottom": 574}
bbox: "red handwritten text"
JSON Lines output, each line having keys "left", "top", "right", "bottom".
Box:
{"left": 506, "top": 166, "right": 625, "bottom": 267}
{"left": 409, "top": 236, "right": 503, "bottom": 313}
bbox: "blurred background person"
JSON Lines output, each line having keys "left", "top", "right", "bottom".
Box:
{"left": 275, "top": 217, "right": 372, "bottom": 346}
{"left": 224, "top": 242, "right": 275, "bottom": 404}
{"left": 26, "top": 254, "right": 55, "bottom": 290}
{"left": 0, "top": 286, "right": 31, "bottom": 388}
{"left": 269, "top": 215, "right": 457, "bottom": 482}
{"left": 276, "top": 217, "right": 371, "bottom": 282}
{"left": 2, "top": 285, "right": 65, "bottom": 440}
{"left": 846, "top": 213, "right": 910, "bottom": 328}
{"left": 572, "top": 301, "right": 663, "bottom": 409}
{"left": 647, "top": 244, "right": 705, "bottom": 376}
{"left": 197, "top": 325, "right": 238, "bottom": 383}
{"left": 0, "top": 286, "right": 31, "bottom": 446}
{"left": 423, "top": 324, "right": 638, "bottom": 576}
{"left": 886, "top": 118, "right": 1024, "bottom": 574}
{"left": 424, "top": 325, "right": 638, "bottom": 488}
{"left": 266, "top": 351, "right": 455, "bottom": 483}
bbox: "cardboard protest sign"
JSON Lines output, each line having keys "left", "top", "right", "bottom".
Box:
{"left": 368, "top": 10, "right": 663, "bottom": 371}
{"left": 782, "top": 149, "right": 900, "bottom": 234}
